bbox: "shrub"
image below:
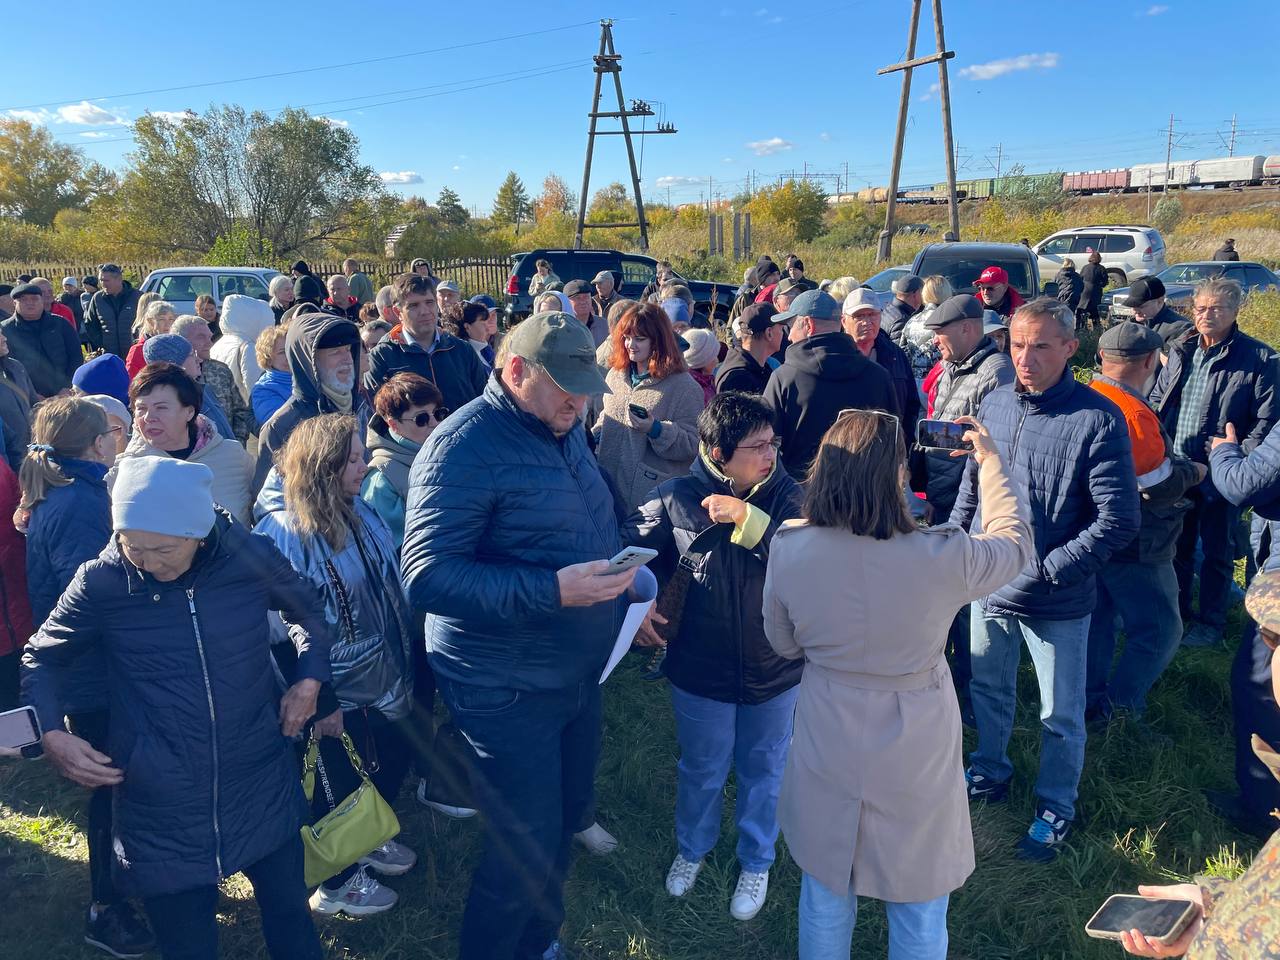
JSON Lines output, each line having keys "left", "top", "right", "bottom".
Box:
{"left": 1152, "top": 195, "right": 1184, "bottom": 236}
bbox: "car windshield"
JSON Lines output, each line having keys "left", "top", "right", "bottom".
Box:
{"left": 865, "top": 267, "right": 909, "bottom": 291}
{"left": 1158, "top": 264, "right": 1230, "bottom": 284}
{"left": 914, "top": 254, "right": 1034, "bottom": 296}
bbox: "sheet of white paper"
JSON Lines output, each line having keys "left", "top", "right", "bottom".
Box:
{"left": 599, "top": 566, "right": 658, "bottom": 684}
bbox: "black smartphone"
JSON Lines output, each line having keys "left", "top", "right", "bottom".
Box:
{"left": 916, "top": 418, "right": 974, "bottom": 452}
{"left": 1084, "top": 894, "right": 1198, "bottom": 944}
{"left": 628, "top": 403, "right": 650, "bottom": 420}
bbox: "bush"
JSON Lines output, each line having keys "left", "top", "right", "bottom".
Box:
{"left": 1239, "top": 289, "right": 1280, "bottom": 350}
{"left": 1152, "top": 195, "right": 1184, "bottom": 236}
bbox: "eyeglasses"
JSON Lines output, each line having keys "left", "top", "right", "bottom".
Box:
{"left": 398, "top": 408, "right": 449, "bottom": 428}
{"left": 101, "top": 425, "right": 124, "bottom": 436}
{"left": 738, "top": 436, "right": 782, "bottom": 453}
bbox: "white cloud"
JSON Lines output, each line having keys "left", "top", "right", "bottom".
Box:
{"left": 1146, "top": 4, "right": 1168, "bottom": 13}
{"left": 57, "top": 101, "right": 125, "bottom": 125}
{"left": 959, "top": 52, "right": 1059, "bottom": 81}
{"left": 80, "top": 131, "right": 113, "bottom": 139}
{"left": 319, "top": 116, "right": 349, "bottom": 128}
{"left": 819, "top": 131, "right": 831, "bottom": 142}
{"left": 746, "top": 136, "right": 793, "bottom": 157}
{"left": 655, "top": 176, "right": 703, "bottom": 188}
{"left": 753, "top": 7, "right": 767, "bottom": 14}
{"left": 917, "top": 82, "right": 941, "bottom": 102}
{"left": 768, "top": 15, "right": 782, "bottom": 22}
{"left": 452, "top": 164, "right": 461, "bottom": 171}
{"left": 379, "top": 171, "right": 423, "bottom": 185}
{"left": 6, "top": 108, "right": 53, "bottom": 124}
{"left": 722, "top": 156, "right": 735, "bottom": 164}
{"left": 148, "top": 109, "right": 195, "bottom": 124}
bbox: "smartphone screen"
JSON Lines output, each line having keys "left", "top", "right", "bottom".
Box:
{"left": 1086, "top": 895, "right": 1195, "bottom": 940}
{"left": 628, "top": 403, "right": 650, "bottom": 420}
{"left": 0, "top": 705, "right": 41, "bottom": 750}
{"left": 916, "top": 418, "right": 974, "bottom": 452}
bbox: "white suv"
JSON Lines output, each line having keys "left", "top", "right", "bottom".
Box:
{"left": 1032, "top": 225, "right": 1167, "bottom": 290}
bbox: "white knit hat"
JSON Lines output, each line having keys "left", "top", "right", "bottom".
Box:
{"left": 682, "top": 328, "right": 720, "bottom": 370}
{"left": 112, "top": 457, "right": 216, "bottom": 539}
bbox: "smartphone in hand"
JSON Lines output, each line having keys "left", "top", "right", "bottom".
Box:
{"left": 916, "top": 418, "right": 974, "bottom": 452}
{"left": 0, "top": 705, "right": 41, "bottom": 751}
{"left": 600, "top": 546, "right": 658, "bottom": 574}
{"left": 628, "top": 403, "right": 650, "bottom": 421}
{"left": 1084, "top": 894, "right": 1198, "bottom": 945}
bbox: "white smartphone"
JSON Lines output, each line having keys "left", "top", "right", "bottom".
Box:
{"left": 601, "top": 546, "right": 658, "bottom": 574}
{"left": 0, "top": 705, "right": 41, "bottom": 750}
{"left": 1084, "top": 894, "right": 1198, "bottom": 944}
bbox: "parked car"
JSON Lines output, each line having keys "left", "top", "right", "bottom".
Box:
{"left": 909, "top": 242, "right": 1040, "bottom": 300}
{"left": 1032, "top": 225, "right": 1166, "bottom": 289}
{"left": 140, "top": 267, "right": 281, "bottom": 316}
{"left": 502, "top": 249, "right": 735, "bottom": 325}
{"left": 860, "top": 264, "right": 912, "bottom": 309}
{"left": 1106, "top": 261, "right": 1280, "bottom": 320}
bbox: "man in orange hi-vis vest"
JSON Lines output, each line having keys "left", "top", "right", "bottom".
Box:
{"left": 1086, "top": 321, "right": 1205, "bottom": 727}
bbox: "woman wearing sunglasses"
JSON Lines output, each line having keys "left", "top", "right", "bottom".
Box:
{"left": 361, "top": 372, "right": 447, "bottom": 542}
{"left": 763, "top": 408, "right": 1031, "bottom": 959}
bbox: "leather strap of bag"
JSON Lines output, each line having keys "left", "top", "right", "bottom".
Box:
{"left": 654, "top": 492, "right": 728, "bottom": 644}
{"left": 322, "top": 556, "right": 358, "bottom": 645}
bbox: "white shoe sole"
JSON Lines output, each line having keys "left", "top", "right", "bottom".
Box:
{"left": 309, "top": 889, "right": 399, "bottom": 917}
{"left": 424, "top": 800, "right": 477, "bottom": 819}
{"left": 665, "top": 864, "right": 702, "bottom": 897}
{"left": 730, "top": 899, "right": 766, "bottom": 921}
{"left": 358, "top": 855, "right": 416, "bottom": 877}
{"left": 83, "top": 936, "right": 146, "bottom": 959}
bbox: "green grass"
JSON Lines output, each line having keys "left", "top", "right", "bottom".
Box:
{"left": 0, "top": 594, "right": 1267, "bottom": 959}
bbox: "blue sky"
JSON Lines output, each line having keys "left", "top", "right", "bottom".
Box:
{"left": 5, "top": 1, "right": 1279, "bottom": 213}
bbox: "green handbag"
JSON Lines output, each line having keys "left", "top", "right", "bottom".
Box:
{"left": 300, "top": 731, "right": 401, "bottom": 887}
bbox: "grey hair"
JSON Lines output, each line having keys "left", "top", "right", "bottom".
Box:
{"left": 375, "top": 285, "right": 395, "bottom": 311}
{"left": 326, "top": 274, "right": 347, "bottom": 288}
{"left": 826, "top": 276, "right": 862, "bottom": 303}
{"left": 661, "top": 283, "right": 694, "bottom": 306}
{"left": 141, "top": 299, "right": 177, "bottom": 337}
{"left": 268, "top": 275, "right": 292, "bottom": 299}
{"left": 1195, "top": 275, "right": 1244, "bottom": 313}
{"left": 534, "top": 292, "right": 564, "bottom": 313}
{"left": 1012, "top": 296, "right": 1076, "bottom": 338}
{"left": 170, "top": 313, "right": 208, "bottom": 338}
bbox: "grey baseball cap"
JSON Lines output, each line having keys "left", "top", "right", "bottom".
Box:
{"left": 505, "top": 312, "right": 610, "bottom": 395}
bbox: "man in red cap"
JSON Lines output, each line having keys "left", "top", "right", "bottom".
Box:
{"left": 974, "top": 266, "right": 1025, "bottom": 319}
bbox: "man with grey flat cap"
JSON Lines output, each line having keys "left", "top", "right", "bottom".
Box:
{"left": 1087, "top": 322, "right": 1204, "bottom": 725}
{"left": 401, "top": 311, "right": 640, "bottom": 960}
{"left": 882, "top": 274, "right": 925, "bottom": 343}
{"left": 1123, "top": 276, "right": 1192, "bottom": 344}
{"left": 591, "top": 270, "right": 621, "bottom": 319}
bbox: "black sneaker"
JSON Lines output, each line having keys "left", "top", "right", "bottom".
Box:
{"left": 640, "top": 648, "right": 666, "bottom": 682}
{"left": 1015, "top": 806, "right": 1073, "bottom": 862}
{"left": 84, "top": 902, "right": 155, "bottom": 958}
{"left": 964, "top": 767, "right": 1009, "bottom": 803}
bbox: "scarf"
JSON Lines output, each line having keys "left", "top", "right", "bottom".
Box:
{"left": 320, "top": 381, "right": 353, "bottom": 413}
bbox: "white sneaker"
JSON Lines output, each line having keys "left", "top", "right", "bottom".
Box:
{"left": 574, "top": 821, "right": 618, "bottom": 855}
{"left": 309, "top": 865, "right": 398, "bottom": 916}
{"left": 415, "top": 777, "right": 477, "bottom": 819}
{"left": 729, "top": 869, "right": 769, "bottom": 921}
{"left": 359, "top": 838, "right": 417, "bottom": 876}
{"left": 665, "top": 854, "right": 702, "bottom": 897}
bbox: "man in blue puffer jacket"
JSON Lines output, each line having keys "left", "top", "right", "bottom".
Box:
{"left": 401, "top": 312, "right": 639, "bottom": 960}
{"left": 952, "top": 297, "right": 1140, "bottom": 862}
{"left": 1208, "top": 420, "right": 1280, "bottom": 837}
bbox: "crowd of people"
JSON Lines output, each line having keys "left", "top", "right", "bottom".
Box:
{"left": 0, "top": 251, "right": 1277, "bottom": 960}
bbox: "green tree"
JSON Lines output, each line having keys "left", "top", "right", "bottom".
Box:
{"left": 120, "top": 105, "right": 381, "bottom": 258}
{"left": 534, "top": 173, "right": 577, "bottom": 220}
{"left": 1152, "top": 194, "right": 1184, "bottom": 236}
{"left": 588, "top": 182, "right": 631, "bottom": 221}
{"left": 0, "top": 119, "right": 114, "bottom": 226}
{"left": 492, "top": 172, "right": 531, "bottom": 229}
{"left": 745, "top": 180, "right": 828, "bottom": 242}
{"left": 437, "top": 187, "right": 470, "bottom": 228}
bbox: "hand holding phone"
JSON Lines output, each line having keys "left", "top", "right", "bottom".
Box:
{"left": 0, "top": 705, "right": 40, "bottom": 751}
{"left": 1086, "top": 891, "right": 1200, "bottom": 949}
{"left": 626, "top": 403, "right": 651, "bottom": 430}
{"left": 601, "top": 546, "right": 658, "bottom": 574}
{"left": 916, "top": 418, "right": 974, "bottom": 452}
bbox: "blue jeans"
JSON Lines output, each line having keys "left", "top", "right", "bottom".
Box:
{"left": 670, "top": 683, "right": 798, "bottom": 872}
{"left": 141, "top": 837, "right": 321, "bottom": 960}
{"left": 969, "top": 606, "right": 1090, "bottom": 821}
{"left": 1086, "top": 560, "right": 1183, "bottom": 716}
{"left": 798, "top": 872, "right": 949, "bottom": 960}
{"left": 437, "top": 675, "right": 601, "bottom": 960}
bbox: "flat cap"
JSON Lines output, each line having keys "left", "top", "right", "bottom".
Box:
{"left": 892, "top": 275, "right": 924, "bottom": 295}
{"left": 1099, "top": 320, "right": 1164, "bottom": 357}
{"left": 11, "top": 282, "right": 42, "bottom": 299}
{"left": 562, "top": 279, "right": 591, "bottom": 297}
{"left": 924, "top": 294, "right": 984, "bottom": 330}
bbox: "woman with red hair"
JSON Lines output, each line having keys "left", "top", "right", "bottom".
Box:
{"left": 593, "top": 302, "right": 704, "bottom": 510}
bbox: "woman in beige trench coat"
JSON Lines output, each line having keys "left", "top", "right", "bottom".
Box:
{"left": 763, "top": 409, "right": 1031, "bottom": 959}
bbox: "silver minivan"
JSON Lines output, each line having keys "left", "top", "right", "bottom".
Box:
{"left": 139, "top": 266, "right": 281, "bottom": 316}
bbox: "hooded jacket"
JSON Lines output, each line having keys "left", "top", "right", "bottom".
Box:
{"left": 715, "top": 346, "right": 775, "bottom": 395}
{"left": 110, "top": 415, "right": 255, "bottom": 526}
{"left": 0, "top": 356, "right": 34, "bottom": 470}
{"left": 1213, "top": 242, "right": 1240, "bottom": 262}
{"left": 1054, "top": 266, "right": 1084, "bottom": 310}
{"left": 210, "top": 295, "right": 274, "bottom": 406}
{"left": 251, "top": 369, "right": 292, "bottom": 427}
{"left": 622, "top": 452, "right": 805, "bottom": 704}
{"left": 84, "top": 281, "right": 142, "bottom": 358}
{"left": 21, "top": 511, "right": 335, "bottom": 899}
{"left": 762, "top": 331, "right": 896, "bottom": 479}
{"left": 254, "top": 312, "right": 369, "bottom": 492}
{"left": 1079, "top": 263, "right": 1107, "bottom": 313}
{"left": 0, "top": 459, "right": 31, "bottom": 660}
{"left": 0, "top": 311, "right": 81, "bottom": 398}
{"left": 401, "top": 377, "right": 626, "bottom": 692}
{"left": 364, "top": 323, "right": 488, "bottom": 414}
{"left": 359, "top": 421, "right": 420, "bottom": 542}
{"left": 254, "top": 496, "right": 415, "bottom": 720}
{"left": 951, "top": 368, "right": 1140, "bottom": 619}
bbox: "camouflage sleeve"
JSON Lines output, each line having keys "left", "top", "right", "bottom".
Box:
{"left": 1195, "top": 875, "right": 1231, "bottom": 920}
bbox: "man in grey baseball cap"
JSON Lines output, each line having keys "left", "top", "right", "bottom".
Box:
{"left": 401, "top": 308, "right": 632, "bottom": 959}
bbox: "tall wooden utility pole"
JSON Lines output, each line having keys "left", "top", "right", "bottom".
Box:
{"left": 876, "top": 0, "right": 958, "bottom": 262}
{"left": 574, "top": 19, "right": 676, "bottom": 251}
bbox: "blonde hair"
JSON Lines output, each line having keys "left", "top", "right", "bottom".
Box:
{"left": 140, "top": 298, "right": 177, "bottom": 338}
{"left": 133, "top": 291, "right": 160, "bottom": 337}
{"left": 19, "top": 398, "right": 108, "bottom": 512}
{"left": 921, "top": 275, "right": 953, "bottom": 307}
{"left": 277, "top": 413, "right": 359, "bottom": 551}
{"left": 255, "top": 323, "right": 288, "bottom": 369}
{"left": 826, "top": 276, "right": 861, "bottom": 303}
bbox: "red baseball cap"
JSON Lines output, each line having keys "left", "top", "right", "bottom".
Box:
{"left": 974, "top": 266, "right": 1009, "bottom": 287}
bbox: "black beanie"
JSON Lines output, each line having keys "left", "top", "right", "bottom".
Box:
{"left": 294, "top": 274, "right": 325, "bottom": 304}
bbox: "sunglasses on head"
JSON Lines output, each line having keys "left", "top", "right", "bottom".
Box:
{"left": 398, "top": 408, "right": 449, "bottom": 428}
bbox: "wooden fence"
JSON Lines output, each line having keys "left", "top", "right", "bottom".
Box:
{"left": 0, "top": 256, "right": 515, "bottom": 299}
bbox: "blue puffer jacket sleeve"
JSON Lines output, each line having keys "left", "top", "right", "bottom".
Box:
{"left": 1210, "top": 426, "right": 1280, "bottom": 520}
{"left": 20, "top": 569, "right": 102, "bottom": 735}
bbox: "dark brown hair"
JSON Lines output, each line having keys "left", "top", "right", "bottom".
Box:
{"left": 803, "top": 409, "right": 916, "bottom": 539}
{"left": 609, "top": 302, "right": 688, "bottom": 380}
{"left": 358, "top": 302, "right": 380, "bottom": 325}
{"left": 129, "top": 362, "right": 203, "bottom": 414}
{"left": 373, "top": 372, "right": 443, "bottom": 422}
{"left": 442, "top": 302, "right": 489, "bottom": 339}
{"left": 391, "top": 272, "right": 437, "bottom": 306}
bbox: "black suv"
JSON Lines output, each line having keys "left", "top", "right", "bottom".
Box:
{"left": 909, "top": 242, "right": 1041, "bottom": 299}
{"left": 503, "top": 249, "right": 736, "bottom": 324}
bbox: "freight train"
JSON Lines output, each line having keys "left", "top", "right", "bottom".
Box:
{"left": 828, "top": 154, "right": 1280, "bottom": 205}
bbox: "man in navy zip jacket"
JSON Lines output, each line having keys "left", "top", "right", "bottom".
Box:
{"left": 952, "top": 297, "right": 1139, "bottom": 862}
